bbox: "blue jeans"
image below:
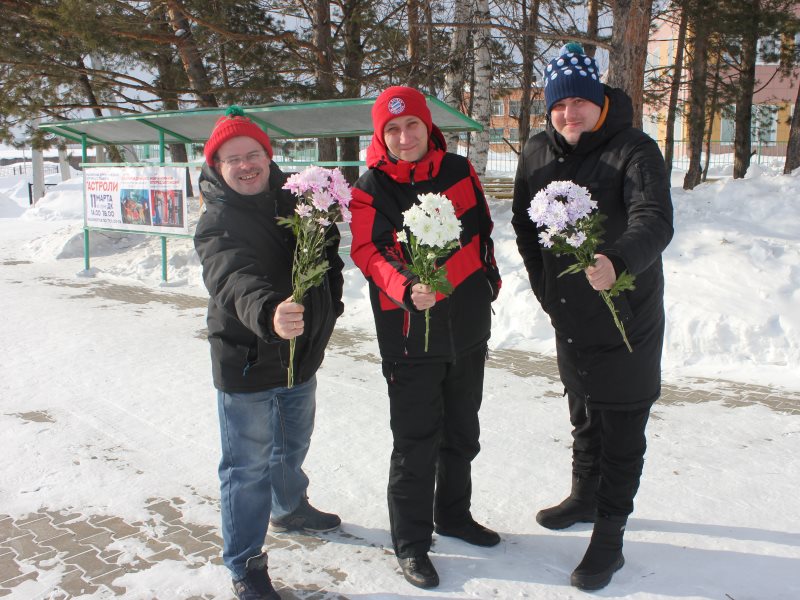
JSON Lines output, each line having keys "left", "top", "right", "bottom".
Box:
{"left": 217, "top": 376, "right": 317, "bottom": 579}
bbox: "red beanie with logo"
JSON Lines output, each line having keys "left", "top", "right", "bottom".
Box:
{"left": 203, "top": 105, "right": 273, "bottom": 166}
{"left": 371, "top": 86, "right": 432, "bottom": 140}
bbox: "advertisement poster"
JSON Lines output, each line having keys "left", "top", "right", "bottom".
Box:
{"left": 84, "top": 167, "right": 189, "bottom": 235}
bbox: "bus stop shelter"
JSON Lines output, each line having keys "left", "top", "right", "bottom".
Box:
{"left": 38, "top": 96, "right": 482, "bottom": 280}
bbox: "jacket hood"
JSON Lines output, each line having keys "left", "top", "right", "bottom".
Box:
{"left": 365, "top": 124, "right": 448, "bottom": 183}
{"left": 546, "top": 85, "right": 633, "bottom": 155}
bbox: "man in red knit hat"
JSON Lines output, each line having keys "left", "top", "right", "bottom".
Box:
{"left": 350, "top": 87, "right": 503, "bottom": 589}
{"left": 194, "top": 106, "right": 344, "bottom": 600}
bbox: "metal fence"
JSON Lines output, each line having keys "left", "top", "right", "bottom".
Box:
{"left": 0, "top": 162, "right": 60, "bottom": 177}
{"left": 479, "top": 139, "right": 790, "bottom": 174}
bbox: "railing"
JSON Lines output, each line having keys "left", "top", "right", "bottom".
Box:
{"left": 0, "top": 162, "right": 60, "bottom": 177}
{"left": 472, "top": 139, "right": 790, "bottom": 174}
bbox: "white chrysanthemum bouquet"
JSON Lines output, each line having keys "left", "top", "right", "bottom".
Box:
{"left": 280, "top": 166, "right": 352, "bottom": 386}
{"left": 397, "top": 192, "right": 462, "bottom": 352}
{"left": 528, "top": 180, "right": 635, "bottom": 352}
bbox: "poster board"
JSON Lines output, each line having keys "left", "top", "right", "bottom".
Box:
{"left": 84, "top": 166, "right": 189, "bottom": 235}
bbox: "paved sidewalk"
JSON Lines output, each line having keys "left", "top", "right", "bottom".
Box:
{"left": 2, "top": 282, "right": 797, "bottom": 598}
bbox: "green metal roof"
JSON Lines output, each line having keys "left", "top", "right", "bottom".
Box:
{"left": 38, "top": 96, "right": 482, "bottom": 146}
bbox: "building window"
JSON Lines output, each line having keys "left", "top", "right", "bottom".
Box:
{"left": 490, "top": 128, "right": 504, "bottom": 143}
{"left": 720, "top": 105, "right": 735, "bottom": 144}
{"left": 530, "top": 99, "right": 546, "bottom": 116}
{"left": 752, "top": 104, "right": 778, "bottom": 144}
{"left": 509, "top": 100, "right": 521, "bottom": 117}
{"left": 509, "top": 128, "right": 519, "bottom": 142}
{"left": 756, "top": 36, "right": 780, "bottom": 65}
{"left": 491, "top": 100, "right": 504, "bottom": 117}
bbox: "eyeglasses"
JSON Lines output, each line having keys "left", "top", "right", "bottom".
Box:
{"left": 216, "top": 150, "right": 268, "bottom": 168}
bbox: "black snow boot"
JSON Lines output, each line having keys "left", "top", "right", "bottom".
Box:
{"left": 570, "top": 513, "right": 627, "bottom": 591}
{"left": 536, "top": 474, "right": 599, "bottom": 530}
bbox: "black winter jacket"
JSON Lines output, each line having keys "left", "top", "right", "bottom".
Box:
{"left": 194, "top": 163, "right": 344, "bottom": 392}
{"left": 512, "top": 87, "right": 673, "bottom": 409}
{"left": 351, "top": 128, "right": 501, "bottom": 362}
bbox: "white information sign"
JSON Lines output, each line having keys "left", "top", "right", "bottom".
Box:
{"left": 84, "top": 167, "right": 189, "bottom": 235}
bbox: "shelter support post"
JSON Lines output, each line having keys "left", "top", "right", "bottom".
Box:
{"left": 161, "top": 236, "right": 167, "bottom": 282}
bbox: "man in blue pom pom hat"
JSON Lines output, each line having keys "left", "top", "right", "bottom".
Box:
{"left": 512, "top": 44, "right": 674, "bottom": 590}
{"left": 194, "top": 106, "right": 344, "bottom": 599}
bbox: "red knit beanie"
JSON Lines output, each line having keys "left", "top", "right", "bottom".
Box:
{"left": 203, "top": 105, "right": 274, "bottom": 166}
{"left": 371, "top": 86, "right": 432, "bottom": 141}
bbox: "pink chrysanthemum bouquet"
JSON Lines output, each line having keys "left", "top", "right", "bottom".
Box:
{"left": 280, "top": 166, "right": 352, "bottom": 386}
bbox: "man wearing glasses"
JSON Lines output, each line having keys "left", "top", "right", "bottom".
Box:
{"left": 194, "top": 106, "right": 344, "bottom": 600}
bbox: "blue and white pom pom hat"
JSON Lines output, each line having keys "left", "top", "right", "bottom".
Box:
{"left": 543, "top": 42, "right": 605, "bottom": 113}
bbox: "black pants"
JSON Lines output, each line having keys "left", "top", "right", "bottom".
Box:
{"left": 382, "top": 345, "right": 486, "bottom": 558}
{"left": 568, "top": 390, "right": 651, "bottom": 517}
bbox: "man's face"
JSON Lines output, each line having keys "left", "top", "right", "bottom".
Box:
{"left": 215, "top": 136, "right": 270, "bottom": 195}
{"left": 550, "top": 97, "right": 603, "bottom": 146}
{"left": 383, "top": 115, "right": 429, "bottom": 162}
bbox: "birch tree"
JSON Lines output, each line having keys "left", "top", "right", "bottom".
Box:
{"left": 470, "top": 0, "right": 493, "bottom": 176}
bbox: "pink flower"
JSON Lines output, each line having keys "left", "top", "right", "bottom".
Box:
{"left": 295, "top": 204, "right": 312, "bottom": 218}
{"left": 311, "top": 189, "right": 334, "bottom": 212}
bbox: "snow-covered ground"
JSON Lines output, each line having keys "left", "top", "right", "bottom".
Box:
{"left": 1, "top": 163, "right": 798, "bottom": 599}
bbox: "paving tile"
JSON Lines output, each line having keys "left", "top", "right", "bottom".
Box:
{"left": 85, "top": 565, "right": 128, "bottom": 594}
{"left": 0, "top": 570, "right": 38, "bottom": 591}
{"left": 0, "top": 516, "right": 24, "bottom": 544}
{"left": 96, "top": 515, "right": 142, "bottom": 540}
{"left": 55, "top": 566, "right": 102, "bottom": 597}
{"left": 3, "top": 533, "right": 49, "bottom": 562}
{"left": 23, "top": 514, "right": 70, "bottom": 544}
{"left": 0, "top": 549, "right": 24, "bottom": 586}
{"left": 62, "top": 545, "right": 119, "bottom": 579}
{"left": 15, "top": 512, "right": 48, "bottom": 527}
{"left": 146, "top": 499, "right": 184, "bottom": 523}
{"left": 57, "top": 517, "right": 109, "bottom": 543}
{"left": 49, "top": 511, "right": 84, "bottom": 526}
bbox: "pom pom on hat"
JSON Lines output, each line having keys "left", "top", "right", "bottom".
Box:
{"left": 204, "top": 105, "right": 273, "bottom": 166}
{"left": 543, "top": 42, "right": 605, "bottom": 113}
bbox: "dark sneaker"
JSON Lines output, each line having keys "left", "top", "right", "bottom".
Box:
{"left": 270, "top": 497, "right": 341, "bottom": 533}
{"left": 435, "top": 519, "right": 501, "bottom": 547}
{"left": 397, "top": 553, "right": 440, "bottom": 588}
{"left": 232, "top": 552, "right": 281, "bottom": 600}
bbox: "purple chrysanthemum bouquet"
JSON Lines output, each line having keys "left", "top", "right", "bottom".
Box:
{"left": 528, "top": 180, "right": 635, "bottom": 352}
{"left": 397, "top": 193, "right": 462, "bottom": 352}
{"left": 280, "top": 166, "right": 352, "bottom": 386}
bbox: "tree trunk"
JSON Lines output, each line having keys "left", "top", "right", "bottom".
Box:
{"left": 424, "top": 0, "right": 435, "bottom": 94}
{"left": 784, "top": 82, "right": 800, "bottom": 174}
{"left": 683, "top": 9, "right": 710, "bottom": 190}
{"left": 608, "top": 0, "right": 654, "bottom": 128}
{"left": 702, "top": 49, "right": 722, "bottom": 182}
{"left": 443, "top": 0, "right": 472, "bottom": 150}
{"left": 470, "top": 0, "right": 492, "bottom": 176}
{"left": 517, "top": 0, "right": 540, "bottom": 146}
{"left": 165, "top": 0, "right": 217, "bottom": 107}
{"left": 340, "top": 0, "right": 364, "bottom": 184}
{"left": 733, "top": 0, "right": 759, "bottom": 179}
{"left": 314, "top": 0, "right": 337, "bottom": 163}
{"left": 585, "top": 0, "right": 600, "bottom": 58}
{"left": 407, "top": 0, "right": 422, "bottom": 87}
{"left": 664, "top": 5, "right": 687, "bottom": 179}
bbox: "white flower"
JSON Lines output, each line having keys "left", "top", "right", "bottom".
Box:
{"left": 403, "top": 193, "right": 461, "bottom": 249}
{"left": 396, "top": 230, "right": 408, "bottom": 243}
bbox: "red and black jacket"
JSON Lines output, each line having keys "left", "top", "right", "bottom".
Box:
{"left": 350, "top": 128, "right": 501, "bottom": 362}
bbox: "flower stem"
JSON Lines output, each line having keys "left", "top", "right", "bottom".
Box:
{"left": 287, "top": 337, "right": 296, "bottom": 388}
{"left": 424, "top": 308, "right": 430, "bottom": 352}
{"left": 599, "top": 290, "right": 633, "bottom": 353}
